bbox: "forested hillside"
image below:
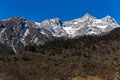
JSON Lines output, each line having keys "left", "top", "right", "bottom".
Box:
{"left": 0, "top": 28, "right": 120, "bottom": 80}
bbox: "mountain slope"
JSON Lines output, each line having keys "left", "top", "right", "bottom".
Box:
{"left": 0, "top": 13, "right": 119, "bottom": 54}
{"left": 0, "top": 27, "right": 120, "bottom": 80}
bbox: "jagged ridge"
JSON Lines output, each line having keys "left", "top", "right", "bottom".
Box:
{"left": 0, "top": 13, "right": 119, "bottom": 54}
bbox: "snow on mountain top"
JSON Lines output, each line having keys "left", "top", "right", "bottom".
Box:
{"left": 101, "top": 15, "right": 117, "bottom": 24}
{"left": 31, "top": 13, "right": 120, "bottom": 37}
{"left": 0, "top": 13, "right": 119, "bottom": 38}
{"left": 81, "top": 13, "right": 96, "bottom": 19}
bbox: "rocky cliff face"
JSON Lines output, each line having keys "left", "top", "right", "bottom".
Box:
{"left": 0, "top": 17, "right": 53, "bottom": 54}
{"left": 0, "top": 13, "right": 119, "bottom": 54}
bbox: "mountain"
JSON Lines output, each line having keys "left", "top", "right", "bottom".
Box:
{"left": 63, "top": 13, "right": 119, "bottom": 37}
{"left": 0, "top": 13, "right": 119, "bottom": 54}
{"left": 0, "top": 18, "right": 53, "bottom": 54}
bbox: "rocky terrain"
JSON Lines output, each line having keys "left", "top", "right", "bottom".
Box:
{"left": 0, "top": 13, "right": 119, "bottom": 54}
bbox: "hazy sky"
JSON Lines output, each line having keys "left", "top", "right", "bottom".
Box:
{"left": 0, "top": 0, "right": 120, "bottom": 23}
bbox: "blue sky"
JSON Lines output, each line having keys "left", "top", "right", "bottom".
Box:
{"left": 0, "top": 0, "right": 120, "bottom": 23}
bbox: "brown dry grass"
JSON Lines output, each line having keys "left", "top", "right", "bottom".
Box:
{"left": 72, "top": 76, "right": 102, "bottom": 80}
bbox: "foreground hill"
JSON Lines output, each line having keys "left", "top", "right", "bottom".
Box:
{"left": 0, "top": 27, "right": 120, "bottom": 80}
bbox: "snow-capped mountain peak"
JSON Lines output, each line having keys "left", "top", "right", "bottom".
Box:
{"left": 62, "top": 14, "right": 119, "bottom": 37}
{"left": 40, "top": 18, "right": 67, "bottom": 37}
{"left": 82, "top": 13, "right": 96, "bottom": 19}
{"left": 102, "top": 15, "right": 117, "bottom": 24}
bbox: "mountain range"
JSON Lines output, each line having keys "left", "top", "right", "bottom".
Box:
{"left": 0, "top": 13, "right": 119, "bottom": 54}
